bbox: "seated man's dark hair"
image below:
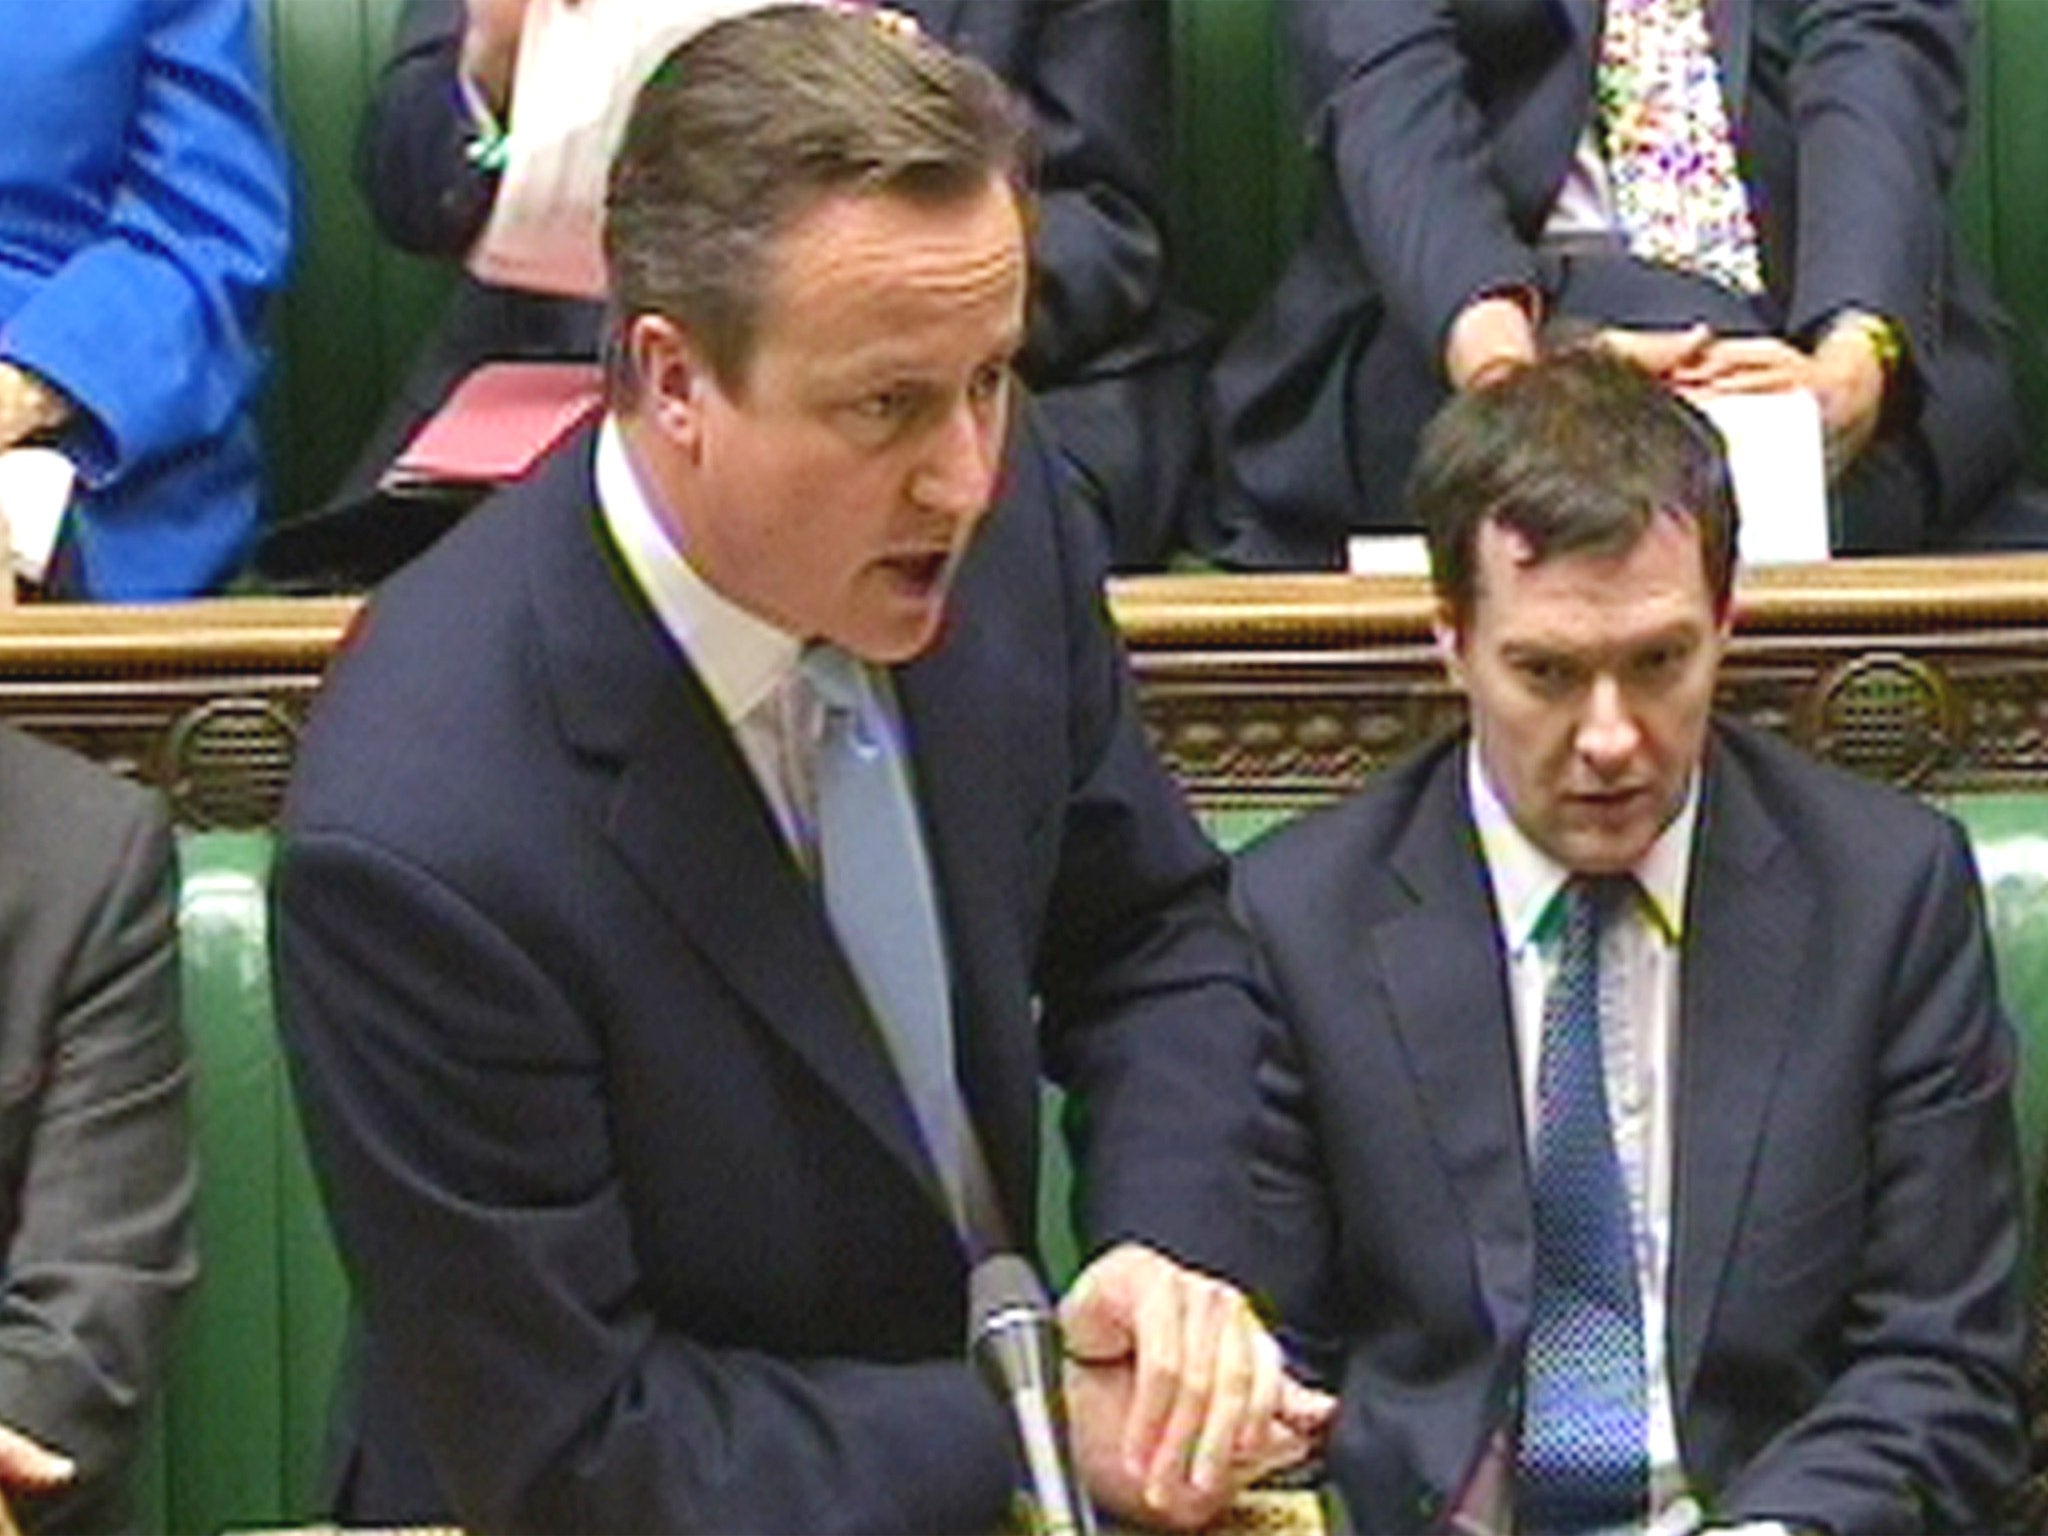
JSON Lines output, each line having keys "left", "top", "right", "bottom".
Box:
{"left": 1414, "top": 348, "right": 1740, "bottom": 623}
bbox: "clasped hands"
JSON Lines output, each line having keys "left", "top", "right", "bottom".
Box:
{"left": 1444, "top": 296, "right": 1888, "bottom": 476}
{"left": 0, "top": 1421, "right": 75, "bottom": 1536}
{"left": 1056, "top": 1242, "right": 1334, "bottom": 1530}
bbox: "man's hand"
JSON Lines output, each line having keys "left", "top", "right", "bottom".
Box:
{"left": 1664, "top": 329, "right": 1885, "bottom": 477}
{"left": 1666, "top": 333, "right": 1811, "bottom": 395}
{"left": 1806, "top": 319, "right": 1889, "bottom": 475}
{"left": 0, "top": 362, "right": 67, "bottom": 455}
{"left": 0, "top": 1423, "right": 73, "bottom": 1494}
{"left": 0, "top": 1425, "right": 72, "bottom": 1536}
{"left": 1595, "top": 323, "right": 1715, "bottom": 380}
{"left": 461, "top": 0, "right": 582, "bottom": 115}
{"left": 1058, "top": 1243, "right": 1333, "bottom": 1530}
{"left": 1445, "top": 295, "right": 1539, "bottom": 392}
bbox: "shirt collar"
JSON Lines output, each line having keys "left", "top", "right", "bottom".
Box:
{"left": 595, "top": 415, "right": 803, "bottom": 727}
{"left": 1466, "top": 741, "right": 1696, "bottom": 953}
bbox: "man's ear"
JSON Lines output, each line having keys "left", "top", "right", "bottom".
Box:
{"left": 624, "top": 313, "right": 712, "bottom": 458}
{"left": 1432, "top": 605, "right": 1468, "bottom": 689}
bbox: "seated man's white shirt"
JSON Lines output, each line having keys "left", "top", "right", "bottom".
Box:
{"left": 1460, "top": 747, "right": 1746, "bottom": 1535}
{"left": 1462, "top": 753, "right": 1796, "bottom": 1536}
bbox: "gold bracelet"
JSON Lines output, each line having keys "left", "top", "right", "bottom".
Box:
{"left": 1827, "top": 310, "right": 1904, "bottom": 377}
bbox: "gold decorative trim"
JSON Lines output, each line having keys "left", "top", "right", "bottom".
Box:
{"left": 0, "top": 561, "right": 2047, "bottom": 822}
{"left": 1108, "top": 554, "right": 2048, "bottom": 647}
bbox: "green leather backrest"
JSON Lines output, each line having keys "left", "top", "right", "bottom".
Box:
{"left": 1946, "top": 797, "right": 2048, "bottom": 1280}
{"left": 135, "top": 833, "right": 348, "bottom": 1536}
{"left": 1954, "top": 0, "right": 2048, "bottom": 478}
{"left": 260, "top": 0, "right": 453, "bottom": 517}
{"left": 1166, "top": 0, "right": 1308, "bottom": 330}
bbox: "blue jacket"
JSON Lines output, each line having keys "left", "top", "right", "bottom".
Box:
{"left": 0, "top": 0, "right": 290, "bottom": 597}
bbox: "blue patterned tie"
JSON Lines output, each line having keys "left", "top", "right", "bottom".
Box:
{"left": 803, "top": 646, "right": 973, "bottom": 1231}
{"left": 1516, "top": 875, "right": 1650, "bottom": 1534}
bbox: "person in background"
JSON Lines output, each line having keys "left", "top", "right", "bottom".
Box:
{"left": 274, "top": 9, "right": 1327, "bottom": 1532}
{"left": 1205, "top": 0, "right": 2042, "bottom": 568}
{"left": 1236, "top": 350, "right": 2024, "bottom": 1532}
{"left": 327, "top": 0, "right": 1207, "bottom": 571}
{"left": 0, "top": 0, "right": 291, "bottom": 599}
{"left": 0, "top": 728, "right": 195, "bottom": 1533}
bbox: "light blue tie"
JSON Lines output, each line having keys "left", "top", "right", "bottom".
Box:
{"left": 1516, "top": 875, "right": 1650, "bottom": 1535}
{"left": 803, "top": 646, "right": 975, "bottom": 1234}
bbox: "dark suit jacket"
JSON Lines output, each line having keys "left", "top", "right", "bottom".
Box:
{"left": 0, "top": 728, "right": 193, "bottom": 1535}
{"left": 1206, "top": 0, "right": 2027, "bottom": 567}
{"left": 1234, "top": 725, "right": 2024, "bottom": 1533}
{"left": 334, "top": 0, "right": 1210, "bottom": 566}
{"left": 273, "top": 412, "right": 1270, "bottom": 1534}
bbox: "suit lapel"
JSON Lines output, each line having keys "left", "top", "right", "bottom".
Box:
{"left": 1668, "top": 735, "right": 1809, "bottom": 1408}
{"left": 1546, "top": 0, "right": 1604, "bottom": 184}
{"left": 1705, "top": 0, "right": 1754, "bottom": 131}
{"left": 526, "top": 444, "right": 950, "bottom": 1218}
{"left": 607, "top": 693, "right": 952, "bottom": 1215}
{"left": 1379, "top": 753, "right": 1537, "bottom": 1337}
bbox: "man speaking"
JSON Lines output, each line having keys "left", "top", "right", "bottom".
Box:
{"left": 274, "top": 7, "right": 1323, "bottom": 1533}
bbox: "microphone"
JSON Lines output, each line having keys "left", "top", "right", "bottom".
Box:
{"left": 968, "top": 1254, "right": 1099, "bottom": 1536}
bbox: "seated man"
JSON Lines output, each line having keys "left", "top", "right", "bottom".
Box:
{"left": 1206, "top": 0, "right": 2040, "bottom": 567}
{"left": 275, "top": 8, "right": 1324, "bottom": 1533}
{"left": 1236, "top": 351, "right": 2025, "bottom": 1532}
{"left": 0, "top": 728, "right": 194, "bottom": 1532}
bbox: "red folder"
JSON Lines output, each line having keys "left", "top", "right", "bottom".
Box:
{"left": 383, "top": 361, "right": 604, "bottom": 491}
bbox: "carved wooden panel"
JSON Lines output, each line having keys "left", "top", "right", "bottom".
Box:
{"left": 1111, "top": 556, "right": 2048, "bottom": 813}
{"left": 0, "top": 599, "right": 350, "bottom": 828}
{"left": 9, "top": 560, "right": 2048, "bottom": 826}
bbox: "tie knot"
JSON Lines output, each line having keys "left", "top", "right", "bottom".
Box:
{"left": 800, "top": 644, "right": 871, "bottom": 719}
{"left": 1540, "top": 874, "right": 1635, "bottom": 950}
{"left": 1574, "top": 873, "right": 1634, "bottom": 921}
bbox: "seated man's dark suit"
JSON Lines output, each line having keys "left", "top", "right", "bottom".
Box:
{"left": 273, "top": 410, "right": 1269, "bottom": 1533}
{"left": 0, "top": 727, "right": 194, "bottom": 1534}
{"left": 328, "top": 0, "right": 1209, "bottom": 568}
{"left": 1205, "top": 0, "right": 2033, "bottom": 567}
{"left": 1234, "top": 723, "right": 2024, "bottom": 1533}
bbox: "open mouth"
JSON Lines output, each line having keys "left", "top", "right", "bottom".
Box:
{"left": 878, "top": 550, "right": 951, "bottom": 596}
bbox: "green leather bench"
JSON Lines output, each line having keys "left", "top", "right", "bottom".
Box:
{"left": 131, "top": 834, "right": 345, "bottom": 1536}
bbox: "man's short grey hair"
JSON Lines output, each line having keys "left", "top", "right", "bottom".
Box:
{"left": 603, "top": 3, "right": 1031, "bottom": 404}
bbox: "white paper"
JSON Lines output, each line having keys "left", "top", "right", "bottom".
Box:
{"left": 0, "top": 447, "right": 75, "bottom": 581}
{"left": 468, "top": 0, "right": 789, "bottom": 298}
{"left": 1686, "top": 388, "right": 1830, "bottom": 567}
{"left": 1345, "top": 534, "right": 1433, "bottom": 576}
{"left": 1346, "top": 387, "right": 1829, "bottom": 576}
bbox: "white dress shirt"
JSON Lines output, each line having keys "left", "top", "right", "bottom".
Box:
{"left": 595, "top": 416, "right": 817, "bottom": 860}
{"left": 1468, "top": 746, "right": 1705, "bottom": 1535}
